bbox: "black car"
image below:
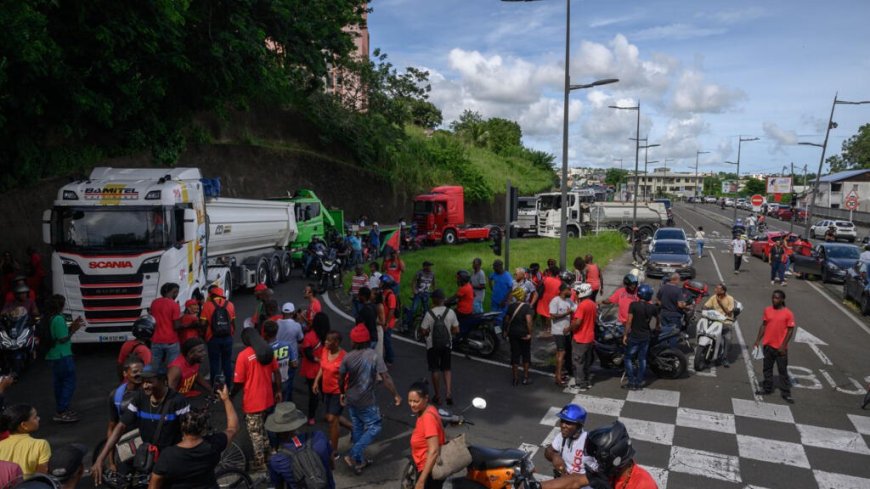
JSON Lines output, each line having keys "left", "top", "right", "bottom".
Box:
{"left": 645, "top": 239, "right": 695, "bottom": 279}
{"left": 792, "top": 243, "right": 860, "bottom": 283}
{"left": 843, "top": 262, "right": 870, "bottom": 314}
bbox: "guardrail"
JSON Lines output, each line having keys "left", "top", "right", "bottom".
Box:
{"left": 809, "top": 205, "right": 870, "bottom": 226}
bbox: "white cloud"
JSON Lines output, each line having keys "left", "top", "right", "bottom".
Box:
{"left": 672, "top": 69, "right": 746, "bottom": 113}
{"left": 446, "top": 48, "right": 561, "bottom": 104}
{"left": 632, "top": 23, "right": 726, "bottom": 41}
{"left": 762, "top": 121, "right": 799, "bottom": 153}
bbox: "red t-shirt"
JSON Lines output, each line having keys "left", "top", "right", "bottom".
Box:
{"left": 178, "top": 314, "right": 201, "bottom": 343}
{"left": 300, "top": 330, "right": 324, "bottom": 379}
{"left": 411, "top": 406, "right": 446, "bottom": 471}
{"left": 456, "top": 283, "right": 474, "bottom": 315}
{"left": 608, "top": 287, "right": 638, "bottom": 325}
{"left": 383, "top": 290, "right": 398, "bottom": 329}
{"left": 320, "top": 349, "right": 346, "bottom": 395}
{"left": 305, "top": 298, "right": 322, "bottom": 325}
{"left": 150, "top": 297, "right": 181, "bottom": 344}
{"left": 612, "top": 465, "right": 658, "bottom": 489}
{"left": 233, "top": 346, "right": 279, "bottom": 413}
{"left": 536, "top": 276, "right": 563, "bottom": 317}
{"left": 169, "top": 355, "right": 201, "bottom": 398}
{"left": 117, "top": 340, "right": 151, "bottom": 366}
{"left": 384, "top": 258, "right": 403, "bottom": 284}
{"left": 585, "top": 264, "right": 601, "bottom": 291}
{"left": 762, "top": 306, "right": 796, "bottom": 350}
{"left": 200, "top": 299, "right": 236, "bottom": 341}
{"left": 572, "top": 299, "right": 597, "bottom": 344}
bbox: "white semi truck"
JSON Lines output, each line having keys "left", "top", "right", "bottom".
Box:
{"left": 42, "top": 167, "right": 298, "bottom": 343}
{"left": 537, "top": 191, "right": 667, "bottom": 239}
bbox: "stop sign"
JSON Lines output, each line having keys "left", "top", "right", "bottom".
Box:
{"left": 751, "top": 194, "right": 764, "bottom": 207}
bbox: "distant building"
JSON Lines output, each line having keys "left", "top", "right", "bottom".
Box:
{"left": 809, "top": 169, "right": 870, "bottom": 213}
{"left": 326, "top": 6, "right": 370, "bottom": 110}
{"left": 632, "top": 167, "right": 712, "bottom": 199}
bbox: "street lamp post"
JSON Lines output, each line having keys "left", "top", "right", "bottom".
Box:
{"left": 610, "top": 104, "right": 641, "bottom": 240}
{"left": 731, "top": 136, "right": 759, "bottom": 222}
{"left": 695, "top": 150, "right": 710, "bottom": 205}
{"left": 800, "top": 93, "right": 870, "bottom": 238}
{"left": 503, "top": 0, "right": 618, "bottom": 269}
{"left": 637, "top": 142, "right": 660, "bottom": 200}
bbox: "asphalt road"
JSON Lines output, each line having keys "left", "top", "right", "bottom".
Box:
{"left": 8, "top": 209, "right": 870, "bottom": 488}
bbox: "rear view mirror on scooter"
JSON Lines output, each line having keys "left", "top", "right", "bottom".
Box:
{"left": 472, "top": 397, "right": 487, "bottom": 410}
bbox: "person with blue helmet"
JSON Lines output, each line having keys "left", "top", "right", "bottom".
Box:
{"left": 544, "top": 403, "right": 596, "bottom": 485}
{"left": 623, "top": 283, "right": 659, "bottom": 391}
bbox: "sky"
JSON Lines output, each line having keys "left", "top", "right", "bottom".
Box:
{"left": 367, "top": 0, "right": 870, "bottom": 176}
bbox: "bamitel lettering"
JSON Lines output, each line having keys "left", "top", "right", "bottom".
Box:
{"left": 89, "top": 261, "right": 134, "bottom": 269}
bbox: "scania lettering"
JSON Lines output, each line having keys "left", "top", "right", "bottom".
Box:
{"left": 45, "top": 167, "right": 299, "bottom": 344}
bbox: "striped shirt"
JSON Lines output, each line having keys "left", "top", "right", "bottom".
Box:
{"left": 351, "top": 274, "right": 368, "bottom": 297}
{"left": 120, "top": 389, "right": 190, "bottom": 450}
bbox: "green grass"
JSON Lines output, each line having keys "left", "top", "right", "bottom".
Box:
{"left": 345, "top": 231, "right": 627, "bottom": 308}
{"left": 465, "top": 145, "right": 555, "bottom": 195}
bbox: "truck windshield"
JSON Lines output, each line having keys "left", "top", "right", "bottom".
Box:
{"left": 53, "top": 206, "right": 176, "bottom": 252}
{"left": 538, "top": 196, "right": 561, "bottom": 211}
{"left": 414, "top": 201, "right": 433, "bottom": 214}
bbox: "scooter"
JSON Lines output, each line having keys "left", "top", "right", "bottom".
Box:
{"left": 0, "top": 307, "right": 37, "bottom": 377}
{"left": 693, "top": 302, "right": 742, "bottom": 372}
{"left": 594, "top": 309, "right": 688, "bottom": 380}
{"left": 400, "top": 398, "right": 539, "bottom": 489}
{"left": 681, "top": 280, "right": 709, "bottom": 335}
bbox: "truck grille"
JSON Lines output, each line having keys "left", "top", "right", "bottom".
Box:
{"left": 79, "top": 273, "right": 144, "bottom": 323}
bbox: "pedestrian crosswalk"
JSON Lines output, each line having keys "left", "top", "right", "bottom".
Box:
{"left": 522, "top": 388, "right": 870, "bottom": 488}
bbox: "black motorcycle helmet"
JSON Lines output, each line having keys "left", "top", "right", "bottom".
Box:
{"left": 559, "top": 271, "right": 576, "bottom": 284}
{"left": 584, "top": 420, "right": 636, "bottom": 476}
{"left": 456, "top": 270, "right": 471, "bottom": 285}
{"left": 131, "top": 315, "right": 156, "bottom": 341}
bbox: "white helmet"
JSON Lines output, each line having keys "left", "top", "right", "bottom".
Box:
{"left": 573, "top": 282, "right": 593, "bottom": 299}
{"left": 629, "top": 268, "right": 644, "bottom": 282}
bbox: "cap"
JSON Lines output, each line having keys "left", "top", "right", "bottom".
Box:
{"left": 141, "top": 364, "right": 168, "bottom": 379}
{"left": 49, "top": 444, "right": 86, "bottom": 482}
{"left": 430, "top": 289, "right": 446, "bottom": 300}
{"left": 184, "top": 299, "right": 199, "bottom": 309}
{"left": 423, "top": 260, "right": 434, "bottom": 267}
{"left": 350, "top": 324, "right": 371, "bottom": 343}
{"left": 210, "top": 287, "right": 225, "bottom": 298}
{"left": 254, "top": 283, "right": 268, "bottom": 293}
{"left": 282, "top": 302, "right": 295, "bottom": 314}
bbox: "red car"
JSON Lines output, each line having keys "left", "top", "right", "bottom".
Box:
{"left": 776, "top": 207, "right": 808, "bottom": 221}
{"left": 750, "top": 231, "right": 803, "bottom": 261}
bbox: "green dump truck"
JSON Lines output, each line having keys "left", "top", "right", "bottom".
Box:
{"left": 276, "top": 189, "right": 345, "bottom": 263}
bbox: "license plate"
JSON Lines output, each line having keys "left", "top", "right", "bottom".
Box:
{"left": 494, "top": 326, "right": 503, "bottom": 335}
{"left": 99, "top": 334, "right": 128, "bottom": 343}
{"left": 662, "top": 267, "right": 676, "bottom": 273}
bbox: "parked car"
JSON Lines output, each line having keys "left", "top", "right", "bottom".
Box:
{"left": 645, "top": 239, "right": 695, "bottom": 279}
{"left": 809, "top": 220, "right": 858, "bottom": 242}
{"left": 792, "top": 242, "right": 860, "bottom": 283}
{"left": 750, "top": 231, "right": 799, "bottom": 261}
{"left": 776, "top": 207, "right": 808, "bottom": 221}
{"left": 648, "top": 227, "right": 688, "bottom": 252}
{"left": 764, "top": 203, "right": 781, "bottom": 216}
{"left": 843, "top": 262, "right": 870, "bottom": 314}
{"left": 704, "top": 196, "right": 718, "bottom": 204}
{"left": 724, "top": 198, "right": 735, "bottom": 207}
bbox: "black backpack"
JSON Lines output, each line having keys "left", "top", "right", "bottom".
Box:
{"left": 211, "top": 301, "right": 232, "bottom": 337}
{"left": 279, "top": 436, "right": 329, "bottom": 489}
{"left": 427, "top": 308, "right": 451, "bottom": 349}
{"left": 507, "top": 303, "right": 530, "bottom": 338}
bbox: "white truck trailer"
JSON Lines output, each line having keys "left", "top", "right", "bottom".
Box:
{"left": 42, "top": 167, "right": 298, "bottom": 343}
{"left": 537, "top": 191, "right": 667, "bottom": 239}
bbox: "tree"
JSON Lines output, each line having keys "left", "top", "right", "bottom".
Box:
{"left": 740, "top": 178, "right": 766, "bottom": 196}
{"left": 605, "top": 168, "right": 629, "bottom": 187}
{"left": 449, "top": 110, "right": 486, "bottom": 146}
{"left": 702, "top": 175, "right": 722, "bottom": 196}
{"left": 482, "top": 117, "right": 522, "bottom": 155}
{"left": 826, "top": 123, "right": 870, "bottom": 172}
{"left": 407, "top": 99, "right": 442, "bottom": 129}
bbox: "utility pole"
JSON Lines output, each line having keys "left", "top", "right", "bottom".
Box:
{"left": 695, "top": 150, "right": 710, "bottom": 206}
{"left": 790, "top": 162, "right": 795, "bottom": 233}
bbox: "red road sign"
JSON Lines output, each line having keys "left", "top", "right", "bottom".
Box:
{"left": 750, "top": 194, "right": 764, "bottom": 207}
{"left": 845, "top": 197, "right": 859, "bottom": 211}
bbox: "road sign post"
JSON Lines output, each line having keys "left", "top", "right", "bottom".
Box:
{"left": 845, "top": 191, "right": 859, "bottom": 221}
{"left": 750, "top": 194, "right": 764, "bottom": 212}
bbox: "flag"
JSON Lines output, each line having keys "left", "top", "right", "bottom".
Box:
{"left": 381, "top": 229, "right": 401, "bottom": 254}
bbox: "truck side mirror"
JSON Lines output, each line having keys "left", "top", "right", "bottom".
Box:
{"left": 183, "top": 208, "right": 197, "bottom": 242}
{"left": 42, "top": 209, "right": 52, "bottom": 245}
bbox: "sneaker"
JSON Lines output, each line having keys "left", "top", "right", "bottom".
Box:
{"left": 579, "top": 381, "right": 591, "bottom": 392}
{"left": 53, "top": 411, "right": 80, "bottom": 423}
{"left": 782, "top": 281, "right": 787, "bottom": 287}
{"left": 781, "top": 393, "right": 795, "bottom": 404}
{"left": 771, "top": 280, "right": 775, "bottom": 285}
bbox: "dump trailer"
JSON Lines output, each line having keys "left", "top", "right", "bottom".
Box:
{"left": 537, "top": 190, "right": 666, "bottom": 238}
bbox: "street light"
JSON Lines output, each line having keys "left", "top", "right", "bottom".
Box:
{"left": 695, "top": 150, "right": 710, "bottom": 205}
{"left": 729, "top": 136, "right": 760, "bottom": 221}
{"left": 610, "top": 104, "right": 641, "bottom": 239}
{"left": 800, "top": 93, "right": 870, "bottom": 238}
{"left": 502, "top": 0, "right": 618, "bottom": 269}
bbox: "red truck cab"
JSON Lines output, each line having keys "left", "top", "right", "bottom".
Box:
{"left": 413, "top": 186, "right": 493, "bottom": 244}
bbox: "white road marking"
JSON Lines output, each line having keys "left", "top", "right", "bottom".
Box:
{"left": 668, "top": 446, "right": 742, "bottom": 483}
{"left": 794, "top": 327, "right": 833, "bottom": 365}
{"left": 806, "top": 280, "right": 870, "bottom": 337}
{"left": 541, "top": 426, "right": 560, "bottom": 448}
{"left": 819, "top": 368, "right": 867, "bottom": 395}
{"left": 736, "top": 434, "right": 810, "bottom": 468}
{"left": 676, "top": 407, "right": 737, "bottom": 434}
{"left": 642, "top": 466, "right": 669, "bottom": 489}
{"left": 813, "top": 469, "right": 870, "bottom": 489}
{"left": 569, "top": 394, "right": 625, "bottom": 416}
{"left": 518, "top": 442, "right": 540, "bottom": 459}
{"left": 731, "top": 398, "right": 795, "bottom": 424}
{"left": 539, "top": 407, "right": 560, "bottom": 427}
{"left": 687, "top": 353, "right": 718, "bottom": 377}
{"left": 847, "top": 413, "right": 870, "bottom": 435}
{"left": 619, "top": 416, "right": 675, "bottom": 445}
{"left": 626, "top": 387, "right": 681, "bottom": 407}
{"left": 796, "top": 423, "right": 870, "bottom": 454}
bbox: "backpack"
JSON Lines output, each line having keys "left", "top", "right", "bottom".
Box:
{"left": 427, "top": 308, "right": 451, "bottom": 349}
{"left": 279, "top": 436, "right": 329, "bottom": 489}
{"left": 507, "top": 303, "right": 530, "bottom": 338}
{"left": 211, "top": 301, "right": 232, "bottom": 337}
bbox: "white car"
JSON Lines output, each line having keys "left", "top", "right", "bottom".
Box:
{"left": 810, "top": 220, "right": 858, "bottom": 242}
{"left": 724, "top": 198, "right": 735, "bottom": 207}
{"left": 704, "top": 196, "right": 718, "bottom": 203}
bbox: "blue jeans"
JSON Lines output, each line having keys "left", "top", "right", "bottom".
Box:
{"left": 352, "top": 299, "right": 363, "bottom": 318}
{"left": 472, "top": 299, "right": 484, "bottom": 314}
{"left": 351, "top": 250, "right": 363, "bottom": 267}
{"left": 282, "top": 367, "right": 297, "bottom": 403}
{"left": 624, "top": 338, "right": 650, "bottom": 387}
{"left": 660, "top": 312, "right": 683, "bottom": 347}
{"left": 151, "top": 342, "right": 180, "bottom": 370}
{"left": 696, "top": 240, "right": 704, "bottom": 257}
{"left": 348, "top": 405, "right": 382, "bottom": 464}
{"left": 383, "top": 328, "right": 394, "bottom": 364}
{"left": 51, "top": 356, "right": 76, "bottom": 413}
{"left": 771, "top": 261, "right": 785, "bottom": 282}
{"left": 406, "top": 292, "right": 430, "bottom": 328}
{"left": 207, "top": 335, "right": 234, "bottom": 385}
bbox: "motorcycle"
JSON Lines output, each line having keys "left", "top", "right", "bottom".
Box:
{"left": 454, "top": 312, "right": 502, "bottom": 359}
{"left": 693, "top": 302, "right": 742, "bottom": 372}
{"left": 681, "top": 280, "right": 709, "bottom": 335}
{"left": 0, "top": 306, "right": 37, "bottom": 377}
{"left": 311, "top": 248, "right": 342, "bottom": 293}
{"left": 594, "top": 308, "right": 688, "bottom": 380}
{"left": 401, "top": 398, "right": 539, "bottom": 489}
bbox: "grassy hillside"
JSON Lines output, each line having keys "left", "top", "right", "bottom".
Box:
{"left": 466, "top": 145, "right": 555, "bottom": 195}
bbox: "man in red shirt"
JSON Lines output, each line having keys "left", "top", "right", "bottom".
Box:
{"left": 753, "top": 289, "right": 796, "bottom": 403}
{"left": 536, "top": 264, "right": 563, "bottom": 332}
{"left": 178, "top": 299, "right": 201, "bottom": 343}
{"left": 233, "top": 328, "right": 281, "bottom": 472}
{"left": 603, "top": 275, "right": 639, "bottom": 326}
{"left": 570, "top": 284, "right": 597, "bottom": 391}
{"left": 382, "top": 249, "right": 405, "bottom": 295}
{"left": 168, "top": 337, "right": 210, "bottom": 401}
{"left": 449, "top": 270, "right": 475, "bottom": 338}
{"left": 199, "top": 287, "right": 236, "bottom": 386}
{"left": 149, "top": 283, "right": 182, "bottom": 370}
{"left": 302, "top": 284, "right": 322, "bottom": 327}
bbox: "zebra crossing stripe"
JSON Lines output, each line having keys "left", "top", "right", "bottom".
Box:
{"left": 626, "top": 387, "right": 681, "bottom": 407}
{"left": 812, "top": 469, "right": 870, "bottom": 489}
{"left": 847, "top": 413, "right": 870, "bottom": 435}
{"left": 569, "top": 394, "right": 625, "bottom": 416}
{"left": 676, "top": 407, "right": 737, "bottom": 434}
{"left": 668, "top": 446, "right": 742, "bottom": 483}
{"left": 731, "top": 398, "right": 795, "bottom": 424}
{"left": 618, "top": 417, "right": 675, "bottom": 445}
{"left": 736, "top": 435, "right": 810, "bottom": 468}
{"left": 796, "top": 424, "right": 870, "bottom": 454}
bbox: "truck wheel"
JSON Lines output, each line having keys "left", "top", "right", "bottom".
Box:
{"left": 443, "top": 230, "right": 457, "bottom": 245}
{"left": 567, "top": 226, "right": 580, "bottom": 238}
{"left": 639, "top": 226, "right": 654, "bottom": 240}
{"left": 269, "top": 255, "right": 281, "bottom": 286}
{"left": 618, "top": 226, "right": 632, "bottom": 241}
{"left": 256, "top": 257, "right": 270, "bottom": 287}
{"left": 280, "top": 253, "right": 293, "bottom": 281}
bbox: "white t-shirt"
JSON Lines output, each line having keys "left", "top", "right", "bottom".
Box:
{"left": 695, "top": 230, "right": 705, "bottom": 241}
{"left": 368, "top": 271, "right": 382, "bottom": 290}
{"left": 731, "top": 239, "right": 746, "bottom": 255}
{"left": 549, "top": 296, "right": 576, "bottom": 335}
{"left": 420, "top": 306, "right": 459, "bottom": 349}
{"left": 551, "top": 431, "right": 596, "bottom": 475}
{"left": 859, "top": 250, "right": 870, "bottom": 266}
